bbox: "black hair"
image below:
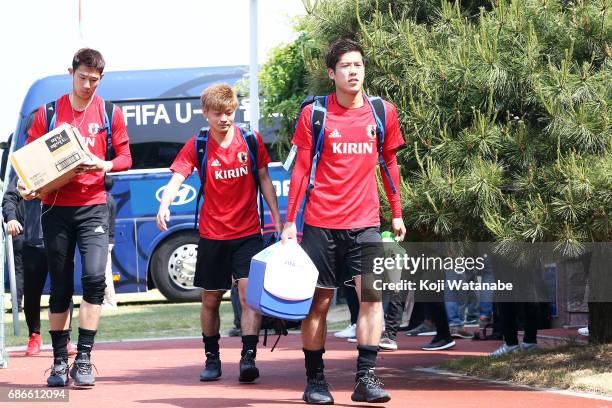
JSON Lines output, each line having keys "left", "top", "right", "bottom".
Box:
{"left": 72, "top": 48, "right": 105, "bottom": 74}
{"left": 325, "top": 39, "right": 365, "bottom": 71}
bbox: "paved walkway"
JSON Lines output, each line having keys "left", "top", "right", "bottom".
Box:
{"left": 1, "top": 332, "right": 609, "bottom": 407}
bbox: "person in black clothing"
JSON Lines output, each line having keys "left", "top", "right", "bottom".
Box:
{"left": 3, "top": 177, "right": 75, "bottom": 356}
{"left": 334, "top": 285, "right": 359, "bottom": 340}
{"left": 102, "top": 175, "right": 118, "bottom": 309}
{"left": 2, "top": 177, "right": 24, "bottom": 312}
{"left": 418, "top": 302, "right": 455, "bottom": 350}
{"left": 490, "top": 254, "right": 542, "bottom": 356}
{"left": 405, "top": 252, "right": 456, "bottom": 350}
{"left": 379, "top": 291, "right": 405, "bottom": 350}
{"left": 229, "top": 286, "right": 242, "bottom": 337}
{"left": 490, "top": 302, "right": 539, "bottom": 357}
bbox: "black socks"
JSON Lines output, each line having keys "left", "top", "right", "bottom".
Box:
{"left": 49, "top": 329, "right": 70, "bottom": 360}
{"left": 304, "top": 348, "right": 325, "bottom": 379}
{"left": 77, "top": 327, "right": 97, "bottom": 355}
{"left": 241, "top": 335, "right": 259, "bottom": 357}
{"left": 203, "top": 333, "right": 221, "bottom": 356}
{"left": 356, "top": 345, "right": 378, "bottom": 374}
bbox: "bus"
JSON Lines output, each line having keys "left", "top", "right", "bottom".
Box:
{"left": 2, "top": 66, "right": 292, "bottom": 302}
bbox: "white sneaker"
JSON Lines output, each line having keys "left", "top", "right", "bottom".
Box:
{"left": 379, "top": 335, "right": 398, "bottom": 351}
{"left": 334, "top": 323, "right": 356, "bottom": 338}
{"left": 490, "top": 343, "right": 519, "bottom": 357}
{"left": 520, "top": 342, "right": 538, "bottom": 351}
{"left": 578, "top": 327, "right": 589, "bottom": 336}
{"left": 102, "top": 302, "right": 118, "bottom": 312}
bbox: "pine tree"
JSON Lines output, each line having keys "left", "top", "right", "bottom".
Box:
{"left": 260, "top": 0, "right": 611, "bottom": 342}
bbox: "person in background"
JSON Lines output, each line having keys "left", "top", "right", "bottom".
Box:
{"left": 4, "top": 177, "right": 76, "bottom": 356}
{"left": 417, "top": 302, "right": 455, "bottom": 351}
{"left": 2, "top": 177, "right": 24, "bottom": 312}
{"left": 490, "top": 255, "right": 542, "bottom": 357}
{"left": 378, "top": 291, "right": 406, "bottom": 351}
{"left": 444, "top": 269, "right": 477, "bottom": 340}
{"left": 334, "top": 277, "right": 359, "bottom": 341}
{"left": 102, "top": 175, "right": 118, "bottom": 311}
{"left": 229, "top": 286, "right": 242, "bottom": 337}
{"left": 490, "top": 302, "right": 539, "bottom": 357}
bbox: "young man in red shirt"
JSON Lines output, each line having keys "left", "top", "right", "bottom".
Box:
{"left": 20, "top": 48, "right": 132, "bottom": 387}
{"left": 157, "top": 84, "right": 282, "bottom": 383}
{"left": 282, "top": 39, "right": 406, "bottom": 404}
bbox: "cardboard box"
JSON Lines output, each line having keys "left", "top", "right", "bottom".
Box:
{"left": 10, "top": 123, "right": 89, "bottom": 196}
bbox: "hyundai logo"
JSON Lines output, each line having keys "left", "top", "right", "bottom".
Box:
{"left": 156, "top": 184, "right": 197, "bottom": 206}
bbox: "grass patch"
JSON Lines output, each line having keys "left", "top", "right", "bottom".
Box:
{"left": 441, "top": 343, "right": 612, "bottom": 396}
{"left": 2, "top": 303, "right": 351, "bottom": 348}
{"left": 2, "top": 302, "right": 233, "bottom": 348}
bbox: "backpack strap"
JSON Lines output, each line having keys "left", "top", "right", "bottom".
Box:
{"left": 304, "top": 96, "right": 328, "bottom": 203}
{"left": 283, "top": 95, "right": 327, "bottom": 171}
{"left": 193, "top": 128, "right": 209, "bottom": 228}
{"left": 293, "top": 96, "right": 328, "bottom": 230}
{"left": 261, "top": 318, "right": 289, "bottom": 352}
{"left": 102, "top": 99, "right": 116, "bottom": 161}
{"left": 44, "top": 98, "right": 118, "bottom": 162}
{"left": 192, "top": 127, "right": 264, "bottom": 231}
{"left": 44, "top": 100, "right": 58, "bottom": 132}
{"left": 239, "top": 128, "right": 265, "bottom": 230}
{"left": 366, "top": 95, "right": 397, "bottom": 194}
{"left": 309, "top": 96, "right": 327, "bottom": 160}
{"left": 270, "top": 321, "right": 288, "bottom": 352}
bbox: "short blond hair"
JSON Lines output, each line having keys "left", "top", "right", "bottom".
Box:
{"left": 200, "top": 83, "right": 239, "bottom": 112}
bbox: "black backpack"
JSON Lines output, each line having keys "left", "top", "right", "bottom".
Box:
{"left": 260, "top": 316, "right": 301, "bottom": 352}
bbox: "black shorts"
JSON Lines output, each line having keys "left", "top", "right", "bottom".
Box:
{"left": 300, "top": 225, "right": 383, "bottom": 290}
{"left": 194, "top": 233, "right": 263, "bottom": 291}
{"left": 42, "top": 204, "right": 109, "bottom": 310}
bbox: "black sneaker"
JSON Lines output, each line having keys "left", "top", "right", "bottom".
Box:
{"left": 69, "top": 352, "right": 97, "bottom": 386}
{"left": 405, "top": 320, "right": 437, "bottom": 336}
{"left": 450, "top": 326, "right": 472, "bottom": 339}
{"left": 351, "top": 369, "right": 391, "bottom": 403}
{"left": 46, "top": 358, "right": 69, "bottom": 387}
{"left": 421, "top": 336, "right": 456, "bottom": 351}
{"left": 200, "top": 352, "right": 222, "bottom": 381}
{"left": 302, "top": 372, "right": 334, "bottom": 405}
{"left": 238, "top": 350, "right": 259, "bottom": 383}
{"left": 228, "top": 327, "right": 242, "bottom": 337}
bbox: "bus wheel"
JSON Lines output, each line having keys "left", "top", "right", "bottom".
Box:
{"left": 150, "top": 231, "right": 202, "bottom": 302}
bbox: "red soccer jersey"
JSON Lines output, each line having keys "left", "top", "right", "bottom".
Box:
{"left": 27, "top": 94, "right": 131, "bottom": 206}
{"left": 170, "top": 126, "right": 271, "bottom": 240}
{"left": 291, "top": 93, "right": 404, "bottom": 229}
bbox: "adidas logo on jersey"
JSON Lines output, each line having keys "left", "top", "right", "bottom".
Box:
{"left": 329, "top": 129, "right": 342, "bottom": 138}
{"left": 332, "top": 142, "right": 374, "bottom": 155}
{"left": 211, "top": 159, "right": 221, "bottom": 167}
{"left": 214, "top": 166, "right": 249, "bottom": 180}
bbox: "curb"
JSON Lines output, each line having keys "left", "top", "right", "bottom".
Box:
{"left": 415, "top": 367, "right": 612, "bottom": 402}
{"left": 6, "top": 332, "right": 303, "bottom": 353}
